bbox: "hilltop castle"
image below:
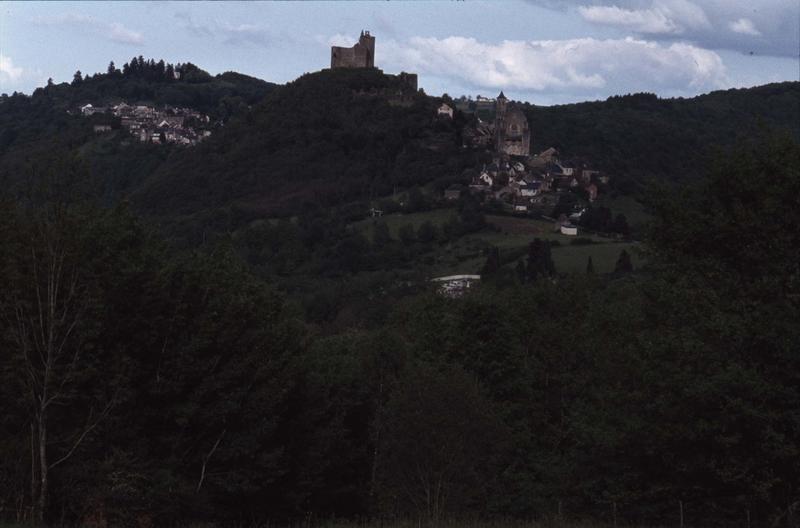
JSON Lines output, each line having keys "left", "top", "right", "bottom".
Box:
{"left": 331, "top": 30, "right": 375, "bottom": 69}
{"left": 494, "top": 91, "right": 530, "bottom": 157}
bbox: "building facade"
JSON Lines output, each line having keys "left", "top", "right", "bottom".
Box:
{"left": 494, "top": 92, "right": 531, "bottom": 157}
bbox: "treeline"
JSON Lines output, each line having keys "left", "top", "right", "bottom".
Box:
{"left": 130, "top": 67, "right": 476, "bottom": 219}
{"left": 1, "top": 132, "right": 797, "bottom": 526}
{"left": 524, "top": 82, "right": 800, "bottom": 194}
{"left": 29, "top": 56, "right": 276, "bottom": 120}
{"left": 1, "top": 66, "right": 475, "bottom": 226}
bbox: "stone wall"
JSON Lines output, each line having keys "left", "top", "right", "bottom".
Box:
{"left": 331, "top": 31, "right": 375, "bottom": 69}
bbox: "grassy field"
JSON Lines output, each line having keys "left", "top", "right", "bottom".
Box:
{"left": 354, "top": 209, "right": 458, "bottom": 239}
{"left": 351, "top": 209, "right": 644, "bottom": 278}
{"left": 593, "top": 194, "right": 652, "bottom": 233}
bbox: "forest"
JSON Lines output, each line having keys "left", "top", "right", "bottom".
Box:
{"left": 0, "top": 62, "right": 798, "bottom": 527}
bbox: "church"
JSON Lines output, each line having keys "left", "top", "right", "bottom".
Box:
{"left": 494, "top": 92, "right": 531, "bottom": 157}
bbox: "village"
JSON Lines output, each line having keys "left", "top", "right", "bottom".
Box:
{"left": 79, "top": 101, "right": 213, "bottom": 146}
{"left": 328, "top": 31, "right": 624, "bottom": 296}
{"left": 437, "top": 92, "right": 608, "bottom": 237}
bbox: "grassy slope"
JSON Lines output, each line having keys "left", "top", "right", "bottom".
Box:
{"left": 352, "top": 209, "right": 642, "bottom": 277}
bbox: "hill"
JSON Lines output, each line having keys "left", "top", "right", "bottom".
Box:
{"left": 1, "top": 64, "right": 798, "bottom": 235}
{"left": 130, "top": 67, "right": 473, "bottom": 222}
{"left": 0, "top": 61, "right": 798, "bottom": 526}
{"left": 524, "top": 82, "right": 800, "bottom": 192}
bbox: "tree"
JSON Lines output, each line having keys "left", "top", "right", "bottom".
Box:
{"left": 416, "top": 220, "right": 438, "bottom": 244}
{"left": 0, "top": 202, "right": 116, "bottom": 522}
{"left": 612, "top": 213, "right": 630, "bottom": 237}
{"left": 155, "top": 59, "right": 166, "bottom": 80}
{"left": 72, "top": 70, "right": 82, "bottom": 85}
{"left": 372, "top": 221, "right": 391, "bottom": 247}
{"left": 398, "top": 224, "right": 416, "bottom": 246}
{"left": 107, "top": 61, "right": 116, "bottom": 75}
{"left": 526, "top": 238, "right": 555, "bottom": 282}
{"left": 481, "top": 246, "right": 501, "bottom": 279}
{"left": 613, "top": 249, "right": 633, "bottom": 274}
{"left": 377, "top": 363, "right": 504, "bottom": 520}
{"left": 406, "top": 186, "right": 427, "bottom": 213}
{"left": 515, "top": 259, "right": 527, "bottom": 283}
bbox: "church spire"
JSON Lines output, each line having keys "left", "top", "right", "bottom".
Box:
{"left": 498, "top": 91, "right": 507, "bottom": 100}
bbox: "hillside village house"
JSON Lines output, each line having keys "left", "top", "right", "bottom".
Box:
{"left": 560, "top": 224, "right": 578, "bottom": 236}
{"left": 74, "top": 101, "right": 211, "bottom": 146}
{"left": 431, "top": 274, "right": 481, "bottom": 297}
{"left": 437, "top": 103, "right": 454, "bottom": 119}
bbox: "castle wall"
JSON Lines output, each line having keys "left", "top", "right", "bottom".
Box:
{"left": 331, "top": 32, "right": 375, "bottom": 69}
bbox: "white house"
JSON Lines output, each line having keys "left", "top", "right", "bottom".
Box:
{"left": 437, "top": 103, "right": 454, "bottom": 119}
{"left": 560, "top": 224, "right": 578, "bottom": 236}
{"left": 431, "top": 275, "right": 481, "bottom": 298}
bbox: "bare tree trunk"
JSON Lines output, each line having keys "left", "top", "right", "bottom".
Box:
{"left": 370, "top": 381, "right": 383, "bottom": 500}
{"left": 30, "top": 421, "right": 37, "bottom": 519}
{"left": 38, "top": 416, "right": 47, "bottom": 523}
{"left": 196, "top": 429, "right": 225, "bottom": 493}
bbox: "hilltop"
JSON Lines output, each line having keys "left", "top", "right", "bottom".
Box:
{"left": 2, "top": 61, "right": 798, "bottom": 224}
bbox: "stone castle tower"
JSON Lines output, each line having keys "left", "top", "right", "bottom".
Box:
{"left": 331, "top": 30, "right": 376, "bottom": 69}
{"left": 494, "top": 91, "right": 531, "bottom": 157}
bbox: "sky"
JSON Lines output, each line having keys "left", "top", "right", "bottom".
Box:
{"left": 0, "top": 0, "right": 798, "bottom": 105}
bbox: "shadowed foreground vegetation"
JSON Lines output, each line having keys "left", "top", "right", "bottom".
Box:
{"left": 0, "top": 62, "right": 798, "bottom": 527}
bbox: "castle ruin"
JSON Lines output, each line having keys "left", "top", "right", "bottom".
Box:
{"left": 331, "top": 31, "right": 375, "bottom": 69}
{"left": 494, "top": 91, "right": 530, "bottom": 157}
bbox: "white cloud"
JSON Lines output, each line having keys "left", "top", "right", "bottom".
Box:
{"left": 379, "top": 35, "right": 728, "bottom": 96}
{"left": 33, "top": 13, "right": 143, "bottom": 45}
{"left": 0, "top": 55, "right": 24, "bottom": 81}
{"left": 106, "top": 22, "right": 144, "bottom": 45}
{"left": 577, "top": 0, "right": 711, "bottom": 34}
{"left": 327, "top": 34, "right": 356, "bottom": 48}
{"left": 174, "top": 13, "right": 277, "bottom": 47}
{"left": 578, "top": 5, "right": 678, "bottom": 33}
{"left": 532, "top": 1, "right": 798, "bottom": 57}
{"left": 729, "top": 18, "right": 761, "bottom": 36}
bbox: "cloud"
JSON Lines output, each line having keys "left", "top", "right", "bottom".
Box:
{"left": 729, "top": 18, "right": 761, "bottom": 36}
{"left": 0, "top": 55, "right": 24, "bottom": 81}
{"left": 33, "top": 13, "right": 144, "bottom": 45}
{"left": 106, "top": 22, "right": 145, "bottom": 45}
{"left": 174, "top": 12, "right": 277, "bottom": 47}
{"left": 578, "top": 5, "right": 679, "bottom": 34}
{"left": 327, "top": 34, "right": 357, "bottom": 48}
{"left": 530, "top": 0, "right": 799, "bottom": 57}
{"left": 578, "top": 0, "right": 711, "bottom": 34}
{"left": 379, "top": 35, "right": 728, "bottom": 97}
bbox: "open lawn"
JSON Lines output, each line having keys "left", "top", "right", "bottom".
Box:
{"left": 354, "top": 209, "right": 459, "bottom": 240}
{"left": 350, "top": 209, "right": 644, "bottom": 278}
{"left": 593, "top": 194, "right": 652, "bottom": 233}
{"left": 553, "top": 242, "right": 643, "bottom": 274}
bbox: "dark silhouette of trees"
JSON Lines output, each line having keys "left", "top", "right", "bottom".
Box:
{"left": 526, "top": 238, "right": 556, "bottom": 281}
{"left": 614, "top": 249, "right": 634, "bottom": 274}
{"left": 481, "top": 246, "right": 501, "bottom": 278}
